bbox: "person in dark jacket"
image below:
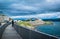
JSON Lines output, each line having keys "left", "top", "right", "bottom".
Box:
{"left": 0, "top": 22, "right": 1, "bottom": 26}
{"left": 12, "top": 20, "right": 14, "bottom": 27}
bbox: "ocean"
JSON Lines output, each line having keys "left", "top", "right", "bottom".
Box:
{"left": 36, "top": 21, "right": 60, "bottom": 37}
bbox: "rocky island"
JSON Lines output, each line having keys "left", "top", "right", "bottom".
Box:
{"left": 16, "top": 18, "right": 53, "bottom": 29}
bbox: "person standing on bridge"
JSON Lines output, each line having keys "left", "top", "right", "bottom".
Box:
{"left": 12, "top": 20, "right": 14, "bottom": 27}
{"left": 0, "top": 22, "right": 1, "bottom": 26}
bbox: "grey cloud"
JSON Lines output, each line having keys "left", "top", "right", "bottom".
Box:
{"left": 0, "top": 0, "right": 60, "bottom": 16}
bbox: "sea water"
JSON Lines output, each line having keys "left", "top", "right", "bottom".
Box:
{"left": 36, "top": 21, "right": 60, "bottom": 37}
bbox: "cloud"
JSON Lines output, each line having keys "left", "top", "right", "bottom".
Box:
{"left": 0, "top": 0, "right": 19, "bottom": 3}
{"left": 57, "top": 16, "right": 60, "bottom": 18}
{"left": 9, "top": 12, "right": 60, "bottom": 19}
{"left": 10, "top": 3, "right": 38, "bottom": 11}
{"left": 0, "top": 0, "right": 60, "bottom": 16}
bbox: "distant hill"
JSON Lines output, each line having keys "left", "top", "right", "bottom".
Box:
{"left": 42, "top": 18, "right": 60, "bottom": 21}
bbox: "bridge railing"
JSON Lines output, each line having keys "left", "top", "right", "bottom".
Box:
{"left": 0, "top": 22, "right": 11, "bottom": 39}
{"left": 13, "top": 24, "right": 59, "bottom": 39}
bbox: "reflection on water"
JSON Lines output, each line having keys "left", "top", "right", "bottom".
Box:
{"left": 36, "top": 21, "right": 60, "bottom": 37}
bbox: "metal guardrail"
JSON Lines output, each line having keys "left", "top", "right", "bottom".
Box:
{"left": 14, "top": 24, "right": 59, "bottom": 39}
{"left": 0, "top": 22, "right": 11, "bottom": 39}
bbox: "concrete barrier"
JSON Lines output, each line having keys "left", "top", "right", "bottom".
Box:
{"left": 0, "top": 22, "right": 11, "bottom": 39}
{"left": 14, "top": 24, "right": 59, "bottom": 39}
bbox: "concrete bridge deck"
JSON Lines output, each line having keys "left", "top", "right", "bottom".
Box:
{"left": 1, "top": 24, "right": 22, "bottom": 39}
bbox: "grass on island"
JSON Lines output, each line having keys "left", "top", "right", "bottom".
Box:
{"left": 17, "top": 21, "right": 35, "bottom": 29}
{"left": 44, "top": 21, "right": 53, "bottom": 25}
{"left": 16, "top": 21, "right": 53, "bottom": 29}
{"left": 17, "top": 21, "right": 53, "bottom": 27}
{"left": 17, "top": 21, "right": 32, "bottom": 26}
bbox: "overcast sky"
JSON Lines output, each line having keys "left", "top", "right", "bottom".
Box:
{"left": 0, "top": 0, "right": 60, "bottom": 19}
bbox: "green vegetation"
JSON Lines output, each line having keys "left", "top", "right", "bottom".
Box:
{"left": 44, "top": 21, "right": 53, "bottom": 25}
{"left": 17, "top": 21, "right": 53, "bottom": 27}
{"left": 16, "top": 18, "right": 53, "bottom": 29}
{"left": 17, "top": 21, "right": 32, "bottom": 27}
{"left": 16, "top": 20, "right": 53, "bottom": 30}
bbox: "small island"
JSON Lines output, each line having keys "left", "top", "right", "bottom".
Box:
{"left": 16, "top": 18, "right": 53, "bottom": 29}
